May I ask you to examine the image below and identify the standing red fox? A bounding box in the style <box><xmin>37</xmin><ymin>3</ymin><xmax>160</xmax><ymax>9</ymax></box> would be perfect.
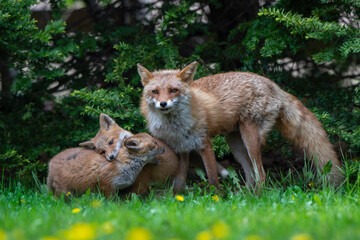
<box><xmin>138</xmin><ymin>61</ymin><xmax>344</xmax><ymax>190</ymax></box>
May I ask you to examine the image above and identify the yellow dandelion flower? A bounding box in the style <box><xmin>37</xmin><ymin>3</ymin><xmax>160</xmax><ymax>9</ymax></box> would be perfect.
<box><xmin>313</xmin><ymin>195</ymin><xmax>322</xmax><ymax>206</ymax></box>
<box><xmin>12</xmin><ymin>229</ymin><xmax>24</xmax><ymax>240</ymax></box>
<box><xmin>290</xmin><ymin>233</ymin><xmax>313</xmax><ymax>240</ymax></box>
<box><xmin>0</xmin><ymin>230</ymin><xmax>7</xmax><ymax>240</ymax></box>
<box><xmin>72</xmin><ymin>208</ymin><xmax>81</xmax><ymax>213</ymax></box>
<box><xmin>175</xmin><ymin>195</ymin><xmax>184</xmax><ymax>202</ymax></box>
<box><xmin>211</xmin><ymin>222</ymin><xmax>230</xmax><ymax>239</ymax></box>
<box><xmin>291</xmin><ymin>195</ymin><xmax>295</xmax><ymax>201</ymax></box>
<box><xmin>41</xmin><ymin>237</ymin><xmax>60</xmax><ymax>240</ymax></box>
<box><xmin>308</xmin><ymin>182</ymin><xmax>314</xmax><ymax>188</ymax></box>
<box><xmin>232</xmin><ymin>206</ymin><xmax>237</xmax><ymax>210</ymax></box>
<box><xmin>20</xmin><ymin>199</ymin><xmax>25</xmax><ymax>203</ymax></box>
<box><xmin>63</xmin><ymin>223</ymin><xmax>96</xmax><ymax>240</ymax></box>
<box><xmin>90</xmin><ymin>200</ymin><xmax>102</xmax><ymax>208</ymax></box>
<box><xmin>196</xmin><ymin>231</ymin><xmax>212</xmax><ymax>240</ymax></box>
<box><xmin>101</xmin><ymin>221</ymin><xmax>114</xmax><ymax>234</ymax></box>
<box><xmin>66</xmin><ymin>192</ymin><xmax>71</xmax><ymax>197</ymax></box>
<box><xmin>211</xmin><ymin>195</ymin><xmax>219</xmax><ymax>202</ymax></box>
<box><xmin>244</xmin><ymin>235</ymin><xmax>263</xmax><ymax>240</ymax></box>
<box><xmin>125</xmin><ymin>227</ymin><xmax>153</xmax><ymax>240</ymax></box>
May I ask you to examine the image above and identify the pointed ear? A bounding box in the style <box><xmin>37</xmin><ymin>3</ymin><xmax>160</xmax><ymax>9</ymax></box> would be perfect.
<box><xmin>99</xmin><ymin>113</ymin><xmax>116</xmax><ymax>131</ymax></box>
<box><xmin>137</xmin><ymin>63</ymin><xmax>154</xmax><ymax>86</ymax></box>
<box><xmin>79</xmin><ymin>140</ymin><xmax>95</xmax><ymax>149</ymax></box>
<box><xmin>176</xmin><ymin>61</ymin><xmax>197</xmax><ymax>84</ymax></box>
<box><xmin>124</xmin><ymin>138</ymin><xmax>141</xmax><ymax>152</ymax></box>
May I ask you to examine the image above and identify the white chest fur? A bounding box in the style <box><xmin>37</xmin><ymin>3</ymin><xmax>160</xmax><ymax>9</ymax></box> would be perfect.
<box><xmin>146</xmin><ymin>104</ymin><xmax>205</xmax><ymax>153</ymax></box>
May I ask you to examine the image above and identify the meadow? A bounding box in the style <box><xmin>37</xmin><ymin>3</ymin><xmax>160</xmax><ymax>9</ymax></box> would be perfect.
<box><xmin>1</xmin><ymin>168</ymin><xmax>360</xmax><ymax>240</ymax></box>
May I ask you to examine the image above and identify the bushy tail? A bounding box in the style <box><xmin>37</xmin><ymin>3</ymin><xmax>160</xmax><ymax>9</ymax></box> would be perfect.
<box><xmin>279</xmin><ymin>92</ymin><xmax>344</xmax><ymax>186</ymax></box>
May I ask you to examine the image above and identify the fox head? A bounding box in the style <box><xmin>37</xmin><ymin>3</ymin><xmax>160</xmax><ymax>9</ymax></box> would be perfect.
<box><xmin>123</xmin><ymin>133</ymin><xmax>165</xmax><ymax>164</ymax></box>
<box><xmin>79</xmin><ymin>113</ymin><xmax>133</xmax><ymax>161</ymax></box>
<box><xmin>137</xmin><ymin>62</ymin><xmax>197</xmax><ymax>114</ymax></box>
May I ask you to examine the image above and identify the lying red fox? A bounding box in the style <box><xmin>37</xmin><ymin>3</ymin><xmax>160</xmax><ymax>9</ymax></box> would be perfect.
<box><xmin>47</xmin><ymin>132</ymin><xmax>164</xmax><ymax>198</ymax></box>
<box><xmin>80</xmin><ymin>113</ymin><xmax>181</xmax><ymax>195</ymax></box>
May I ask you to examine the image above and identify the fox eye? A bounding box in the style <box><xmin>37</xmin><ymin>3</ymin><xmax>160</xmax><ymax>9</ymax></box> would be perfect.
<box><xmin>170</xmin><ymin>88</ymin><xmax>178</xmax><ymax>93</ymax></box>
<box><xmin>101</xmin><ymin>151</ymin><xmax>105</xmax><ymax>155</ymax></box>
<box><xmin>109</xmin><ymin>140</ymin><xmax>114</xmax><ymax>145</ymax></box>
<box><xmin>152</xmin><ymin>90</ymin><xmax>158</xmax><ymax>94</ymax></box>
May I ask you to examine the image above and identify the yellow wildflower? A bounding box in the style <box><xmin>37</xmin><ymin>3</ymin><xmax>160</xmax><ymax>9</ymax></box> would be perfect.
<box><xmin>211</xmin><ymin>222</ymin><xmax>230</xmax><ymax>239</ymax></box>
<box><xmin>72</xmin><ymin>208</ymin><xmax>81</xmax><ymax>213</ymax></box>
<box><xmin>196</xmin><ymin>231</ymin><xmax>212</xmax><ymax>240</ymax></box>
<box><xmin>41</xmin><ymin>237</ymin><xmax>60</xmax><ymax>240</ymax></box>
<box><xmin>211</xmin><ymin>195</ymin><xmax>219</xmax><ymax>202</ymax></box>
<box><xmin>126</xmin><ymin>227</ymin><xmax>153</xmax><ymax>240</ymax></box>
<box><xmin>291</xmin><ymin>195</ymin><xmax>295</xmax><ymax>201</ymax></box>
<box><xmin>308</xmin><ymin>182</ymin><xmax>314</xmax><ymax>188</ymax></box>
<box><xmin>66</xmin><ymin>192</ymin><xmax>71</xmax><ymax>197</ymax></box>
<box><xmin>175</xmin><ymin>195</ymin><xmax>184</xmax><ymax>202</ymax></box>
<box><xmin>63</xmin><ymin>223</ymin><xmax>96</xmax><ymax>240</ymax></box>
<box><xmin>290</xmin><ymin>234</ymin><xmax>313</xmax><ymax>240</ymax></box>
<box><xmin>101</xmin><ymin>221</ymin><xmax>115</xmax><ymax>234</ymax></box>
<box><xmin>90</xmin><ymin>200</ymin><xmax>102</xmax><ymax>208</ymax></box>
<box><xmin>12</xmin><ymin>229</ymin><xmax>24</xmax><ymax>240</ymax></box>
<box><xmin>313</xmin><ymin>195</ymin><xmax>322</xmax><ymax>206</ymax></box>
<box><xmin>244</xmin><ymin>235</ymin><xmax>263</xmax><ymax>240</ymax></box>
<box><xmin>232</xmin><ymin>206</ymin><xmax>236</xmax><ymax>210</ymax></box>
<box><xmin>0</xmin><ymin>230</ymin><xmax>7</xmax><ymax>240</ymax></box>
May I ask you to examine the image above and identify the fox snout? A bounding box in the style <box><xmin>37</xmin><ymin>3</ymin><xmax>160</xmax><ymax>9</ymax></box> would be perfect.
<box><xmin>106</xmin><ymin>154</ymin><xmax>114</xmax><ymax>162</ymax></box>
<box><xmin>155</xmin><ymin>100</ymin><xmax>175</xmax><ymax>113</ymax></box>
<box><xmin>106</xmin><ymin>149</ymin><xmax>119</xmax><ymax>162</ymax></box>
<box><xmin>160</xmin><ymin>101</ymin><xmax>167</xmax><ymax>108</ymax></box>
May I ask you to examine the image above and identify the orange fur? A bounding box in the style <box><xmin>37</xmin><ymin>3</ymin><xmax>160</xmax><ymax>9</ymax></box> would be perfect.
<box><xmin>81</xmin><ymin>113</ymin><xmax>181</xmax><ymax>195</ymax></box>
<box><xmin>124</xmin><ymin>138</ymin><xmax>180</xmax><ymax>195</ymax></box>
<box><xmin>139</xmin><ymin>62</ymin><xmax>344</xmax><ymax>189</ymax></box>
<box><xmin>47</xmin><ymin>133</ymin><xmax>165</xmax><ymax>198</ymax></box>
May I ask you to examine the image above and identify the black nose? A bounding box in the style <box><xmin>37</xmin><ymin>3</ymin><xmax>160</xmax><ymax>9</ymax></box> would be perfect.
<box><xmin>160</xmin><ymin>101</ymin><xmax>167</xmax><ymax>108</ymax></box>
<box><xmin>109</xmin><ymin>154</ymin><xmax>115</xmax><ymax>160</ymax></box>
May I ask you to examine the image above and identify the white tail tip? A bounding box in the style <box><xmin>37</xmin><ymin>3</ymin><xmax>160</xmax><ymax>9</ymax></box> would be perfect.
<box><xmin>220</xmin><ymin>169</ymin><xmax>229</xmax><ymax>178</ymax></box>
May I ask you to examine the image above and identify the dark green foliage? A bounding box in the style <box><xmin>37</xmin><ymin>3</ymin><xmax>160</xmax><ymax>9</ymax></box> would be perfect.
<box><xmin>0</xmin><ymin>0</ymin><xmax>359</xmax><ymax>185</ymax></box>
<box><xmin>72</xmin><ymin>87</ymin><xmax>145</xmax><ymax>132</ymax></box>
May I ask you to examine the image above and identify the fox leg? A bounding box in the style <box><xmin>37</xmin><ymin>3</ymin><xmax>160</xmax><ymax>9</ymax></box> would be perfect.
<box><xmin>127</xmin><ymin>181</ymin><xmax>150</xmax><ymax>196</ymax></box>
<box><xmin>239</xmin><ymin>119</ymin><xmax>266</xmax><ymax>188</ymax></box>
<box><xmin>199</xmin><ymin>138</ymin><xmax>220</xmax><ymax>188</ymax></box>
<box><xmin>225</xmin><ymin>132</ymin><xmax>255</xmax><ymax>187</ymax></box>
<box><xmin>173</xmin><ymin>152</ymin><xmax>189</xmax><ymax>193</ymax></box>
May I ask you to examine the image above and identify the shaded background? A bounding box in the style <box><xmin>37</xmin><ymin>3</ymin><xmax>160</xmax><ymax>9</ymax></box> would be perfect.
<box><xmin>0</xmin><ymin>0</ymin><xmax>359</xmax><ymax>185</ymax></box>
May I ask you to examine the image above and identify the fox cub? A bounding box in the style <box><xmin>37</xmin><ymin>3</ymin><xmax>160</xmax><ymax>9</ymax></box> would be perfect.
<box><xmin>79</xmin><ymin>113</ymin><xmax>133</xmax><ymax>161</ymax></box>
<box><xmin>47</xmin><ymin>131</ymin><xmax>164</xmax><ymax>198</ymax></box>
<box><xmin>137</xmin><ymin>61</ymin><xmax>344</xmax><ymax>190</ymax></box>
<box><xmin>80</xmin><ymin>113</ymin><xmax>180</xmax><ymax>195</ymax></box>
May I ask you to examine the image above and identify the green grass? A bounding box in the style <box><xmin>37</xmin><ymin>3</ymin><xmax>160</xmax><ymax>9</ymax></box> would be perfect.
<box><xmin>1</xmin><ymin>168</ymin><xmax>360</xmax><ymax>240</ymax></box>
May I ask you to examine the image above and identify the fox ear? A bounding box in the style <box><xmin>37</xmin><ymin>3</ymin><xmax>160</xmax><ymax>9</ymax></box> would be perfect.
<box><xmin>99</xmin><ymin>113</ymin><xmax>116</xmax><ymax>131</ymax></box>
<box><xmin>137</xmin><ymin>63</ymin><xmax>154</xmax><ymax>86</ymax></box>
<box><xmin>177</xmin><ymin>61</ymin><xmax>197</xmax><ymax>84</ymax></box>
<box><xmin>119</xmin><ymin>130</ymin><xmax>134</xmax><ymax>146</ymax></box>
<box><xmin>124</xmin><ymin>138</ymin><xmax>141</xmax><ymax>152</ymax></box>
<box><xmin>79</xmin><ymin>140</ymin><xmax>95</xmax><ymax>149</ymax></box>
